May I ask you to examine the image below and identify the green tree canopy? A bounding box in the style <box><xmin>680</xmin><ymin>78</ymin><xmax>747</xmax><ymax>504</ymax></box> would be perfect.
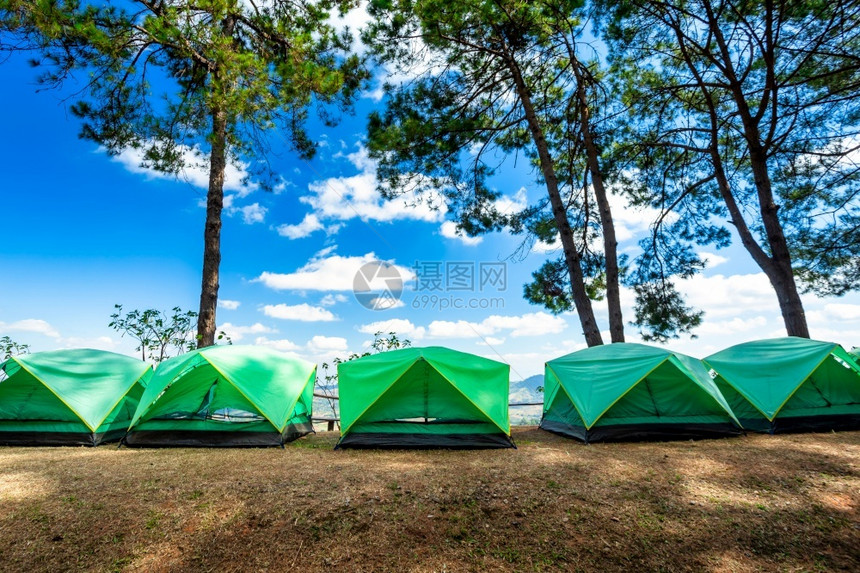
<box><xmin>108</xmin><ymin>304</ymin><xmax>231</xmax><ymax>363</ymax></box>
<box><xmin>364</xmin><ymin>0</ymin><xmax>642</xmax><ymax>346</ymax></box>
<box><xmin>603</xmin><ymin>0</ymin><xmax>860</xmax><ymax>336</ymax></box>
<box><xmin>1</xmin><ymin>0</ymin><xmax>367</xmax><ymax>346</ymax></box>
<box><xmin>0</xmin><ymin>336</ymin><xmax>30</xmax><ymax>361</ymax></box>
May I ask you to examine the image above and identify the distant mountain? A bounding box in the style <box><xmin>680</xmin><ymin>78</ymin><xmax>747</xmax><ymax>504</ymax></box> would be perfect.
<box><xmin>513</xmin><ymin>374</ymin><xmax>543</xmax><ymax>393</ymax></box>
<box><xmin>509</xmin><ymin>374</ymin><xmax>543</xmax><ymax>425</ymax></box>
<box><xmin>509</xmin><ymin>374</ymin><xmax>543</xmax><ymax>403</ymax></box>
<box><xmin>313</xmin><ymin>373</ymin><xmax>547</xmax><ymax>425</ymax></box>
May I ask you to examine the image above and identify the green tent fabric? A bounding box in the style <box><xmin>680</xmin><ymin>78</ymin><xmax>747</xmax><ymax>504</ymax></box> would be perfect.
<box><xmin>541</xmin><ymin>343</ymin><xmax>742</xmax><ymax>443</ymax></box>
<box><xmin>0</xmin><ymin>349</ymin><xmax>152</xmax><ymax>446</ymax></box>
<box><xmin>337</xmin><ymin>347</ymin><xmax>513</xmax><ymax>448</ymax></box>
<box><xmin>704</xmin><ymin>337</ymin><xmax>860</xmax><ymax>433</ymax></box>
<box><xmin>124</xmin><ymin>345</ymin><xmax>316</xmax><ymax>447</ymax></box>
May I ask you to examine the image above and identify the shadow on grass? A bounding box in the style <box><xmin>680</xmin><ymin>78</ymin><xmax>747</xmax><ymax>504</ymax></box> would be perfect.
<box><xmin>0</xmin><ymin>429</ymin><xmax>857</xmax><ymax>571</ymax></box>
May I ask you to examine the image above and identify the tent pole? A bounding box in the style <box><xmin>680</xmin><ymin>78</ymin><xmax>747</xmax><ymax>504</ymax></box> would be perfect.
<box><xmin>423</xmin><ymin>361</ymin><xmax>429</xmax><ymax>424</ymax></box>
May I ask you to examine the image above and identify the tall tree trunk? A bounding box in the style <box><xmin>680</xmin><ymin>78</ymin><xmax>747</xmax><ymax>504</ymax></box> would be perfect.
<box><xmin>749</xmin><ymin>153</ymin><xmax>810</xmax><ymax>337</ymax></box>
<box><xmin>671</xmin><ymin>7</ymin><xmax>811</xmax><ymax>338</ymax></box>
<box><xmin>504</xmin><ymin>52</ymin><xmax>603</xmax><ymax>346</ymax></box>
<box><xmin>197</xmin><ymin>15</ymin><xmax>236</xmax><ymax>348</ymax></box>
<box><xmin>707</xmin><ymin>133</ymin><xmax>810</xmax><ymax>338</ymax></box>
<box><xmin>702</xmin><ymin>0</ymin><xmax>810</xmax><ymax>338</ymax></box>
<box><xmin>197</xmin><ymin>104</ymin><xmax>227</xmax><ymax>348</ymax></box>
<box><xmin>572</xmin><ymin>63</ymin><xmax>625</xmax><ymax>343</ymax></box>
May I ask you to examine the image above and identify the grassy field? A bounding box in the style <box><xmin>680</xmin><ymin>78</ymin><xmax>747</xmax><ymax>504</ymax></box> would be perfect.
<box><xmin>1</xmin><ymin>428</ymin><xmax>858</xmax><ymax>572</ymax></box>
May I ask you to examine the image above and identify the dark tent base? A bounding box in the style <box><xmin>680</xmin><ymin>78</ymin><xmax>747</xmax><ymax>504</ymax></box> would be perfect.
<box><xmin>540</xmin><ymin>419</ymin><xmax>743</xmax><ymax>444</ymax></box>
<box><xmin>122</xmin><ymin>421</ymin><xmax>314</xmax><ymax>448</ymax></box>
<box><xmin>335</xmin><ymin>432</ymin><xmax>515</xmax><ymax>450</ymax></box>
<box><xmin>739</xmin><ymin>413</ymin><xmax>860</xmax><ymax>434</ymax></box>
<box><xmin>0</xmin><ymin>428</ymin><xmax>126</xmax><ymax>447</ymax></box>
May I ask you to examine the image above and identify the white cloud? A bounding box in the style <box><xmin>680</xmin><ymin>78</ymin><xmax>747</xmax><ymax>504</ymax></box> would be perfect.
<box><xmin>272</xmin><ymin>178</ymin><xmax>295</xmax><ymax>194</ymax></box>
<box><xmin>262</xmin><ymin>303</ymin><xmax>337</xmax><ymax>322</ymax></box>
<box><xmin>428</xmin><ymin>319</ymin><xmax>495</xmax><ymax>339</ymax></box>
<box><xmin>303</xmin><ymin>171</ymin><xmax>445</xmax><ymax>224</ymax></box>
<box><xmin>218</xmin><ymin>322</ymin><xmax>276</xmax><ymax>342</ymax></box>
<box><xmin>331</xmin><ymin>2</ymin><xmax>373</xmax><ymax>53</ymax></box>
<box><xmin>60</xmin><ymin>336</ymin><xmax>118</xmax><ymax>351</ymax></box>
<box><xmin>306</xmin><ymin>335</ymin><xmax>349</xmax><ymax>353</ymax></box>
<box><xmin>607</xmin><ymin>190</ymin><xmax>664</xmax><ymax>243</ymax></box>
<box><xmin>439</xmin><ymin>187</ymin><xmax>527</xmax><ymax>246</ymax></box>
<box><xmin>477</xmin><ymin>336</ymin><xmax>506</xmax><ymax>346</ymax></box>
<box><xmin>0</xmin><ymin>322</ymin><xmax>132</xmax><ymax>356</ymax></box>
<box><xmin>218</xmin><ymin>299</ymin><xmax>241</xmax><ymax>310</ymax></box>
<box><xmin>427</xmin><ymin>312</ymin><xmax>568</xmax><ymax>339</ymax></box>
<box><xmin>239</xmin><ymin>203</ymin><xmax>267</xmax><ymax>224</ymax></box>
<box><xmin>629</xmin><ymin>272</ymin><xmax>860</xmax><ymax>358</ymax></box>
<box><xmin>278</xmin><ymin>145</ymin><xmax>446</xmax><ymax>239</ymax></box>
<box><xmin>360</xmin><ymin>19</ymin><xmax>449</xmax><ymax>102</ymax></box>
<box><xmin>523</xmin><ymin>189</ymin><xmax>656</xmax><ymax>256</ymax></box>
<box><xmin>440</xmin><ymin>221</ymin><xmax>483</xmax><ymax>246</ymax></box>
<box><xmin>485</xmin><ymin>313</ymin><xmax>568</xmax><ymax>337</ymax></box>
<box><xmin>0</xmin><ymin>319</ymin><xmax>60</xmax><ymax>338</ymax></box>
<box><xmin>699</xmin><ymin>252</ymin><xmax>729</xmax><ymax>268</ymax></box>
<box><xmin>320</xmin><ymin>294</ymin><xmax>348</xmax><ymax>307</ymax></box>
<box><xmin>285</xmin><ymin>145</ymin><xmax>529</xmax><ymax>244</ymax></box>
<box><xmin>493</xmin><ymin>187</ymin><xmax>528</xmax><ymax>215</ymax></box>
<box><xmin>255</xmin><ymin>249</ymin><xmax>414</xmax><ymax>292</ymax></box>
<box><xmin>532</xmin><ymin>233</ymin><xmax>562</xmax><ymax>254</ymax></box>
<box><xmin>111</xmin><ymin>144</ymin><xmax>269</xmax><ymax>227</ymax></box>
<box><xmin>359</xmin><ymin>318</ymin><xmax>426</xmax><ymax>340</ymax></box>
<box><xmin>677</xmin><ymin>272</ymin><xmax>775</xmax><ymax>319</ymax></box>
<box><xmin>356</xmin><ymin>312</ymin><xmax>567</xmax><ymax>346</ymax></box>
<box><xmin>110</xmin><ymin>144</ymin><xmax>258</xmax><ymax>197</ymax></box>
<box><xmin>277</xmin><ymin>213</ymin><xmax>325</xmax><ymax>239</ymax></box>
<box><xmin>368</xmin><ymin>297</ymin><xmax>405</xmax><ymax>309</ymax></box>
<box><xmin>255</xmin><ymin>334</ymin><xmax>349</xmax><ymax>362</ymax></box>
<box><xmin>695</xmin><ymin>316</ymin><xmax>769</xmax><ymax>335</ymax></box>
<box><xmin>808</xmin><ymin>302</ymin><xmax>860</xmax><ymax>323</ymax></box>
<box><xmin>253</xmin><ymin>336</ymin><xmax>299</xmax><ymax>352</ymax></box>
<box><xmin>216</xmin><ymin>195</ymin><xmax>268</xmax><ymax>225</ymax></box>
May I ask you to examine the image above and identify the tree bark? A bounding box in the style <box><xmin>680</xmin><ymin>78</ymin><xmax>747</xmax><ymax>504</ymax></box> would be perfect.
<box><xmin>702</xmin><ymin>1</ymin><xmax>810</xmax><ymax>337</ymax></box>
<box><xmin>504</xmin><ymin>51</ymin><xmax>603</xmax><ymax>346</ymax></box>
<box><xmin>749</xmin><ymin>152</ymin><xmax>810</xmax><ymax>337</ymax></box>
<box><xmin>665</xmin><ymin>3</ymin><xmax>811</xmax><ymax>338</ymax></box>
<box><xmin>197</xmin><ymin>15</ymin><xmax>236</xmax><ymax>349</ymax></box>
<box><xmin>710</xmin><ymin>148</ymin><xmax>810</xmax><ymax>337</ymax></box>
<box><xmin>196</xmin><ymin>104</ymin><xmax>226</xmax><ymax>348</ymax></box>
<box><xmin>572</xmin><ymin>63</ymin><xmax>625</xmax><ymax>343</ymax></box>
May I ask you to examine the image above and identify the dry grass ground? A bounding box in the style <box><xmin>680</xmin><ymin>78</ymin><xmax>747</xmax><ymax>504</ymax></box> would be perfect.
<box><xmin>0</xmin><ymin>428</ymin><xmax>858</xmax><ymax>572</ymax></box>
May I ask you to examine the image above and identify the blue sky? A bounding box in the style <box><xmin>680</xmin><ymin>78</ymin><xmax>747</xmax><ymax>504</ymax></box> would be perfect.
<box><xmin>1</xmin><ymin>8</ymin><xmax>859</xmax><ymax>381</ymax></box>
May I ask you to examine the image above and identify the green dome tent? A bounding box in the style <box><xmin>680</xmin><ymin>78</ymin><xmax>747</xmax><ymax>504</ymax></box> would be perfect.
<box><xmin>336</xmin><ymin>347</ymin><xmax>513</xmax><ymax>449</ymax></box>
<box><xmin>124</xmin><ymin>345</ymin><xmax>315</xmax><ymax>447</ymax></box>
<box><xmin>0</xmin><ymin>349</ymin><xmax>152</xmax><ymax>446</ymax></box>
<box><xmin>541</xmin><ymin>343</ymin><xmax>742</xmax><ymax>443</ymax></box>
<box><xmin>704</xmin><ymin>337</ymin><xmax>860</xmax><ymax>433</ymax></box>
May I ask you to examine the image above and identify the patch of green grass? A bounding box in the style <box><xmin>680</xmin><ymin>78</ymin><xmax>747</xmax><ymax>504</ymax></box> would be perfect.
<box><xmin>492</xmin><ymin>547</ymin><xmax>521</xmax><ymax>563</ymax></box>
<box><xmin>27</xmin><ymin>506</ymin><xmax>50</xmax><ymax>524</ymax></box>
<box><xmin>1</xmin><ymin>429</ymin><xmax>857</xmax><ymax>572</ymax></box>
<box><xmin>110</xmin><ymin>556</ymin><xmax>132</xmax><ymax>573</ymax></box>
<box><xmin>144</xmin><ymin>510</ymin><xmax>161</xmax><ymax>530</ymax></box>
